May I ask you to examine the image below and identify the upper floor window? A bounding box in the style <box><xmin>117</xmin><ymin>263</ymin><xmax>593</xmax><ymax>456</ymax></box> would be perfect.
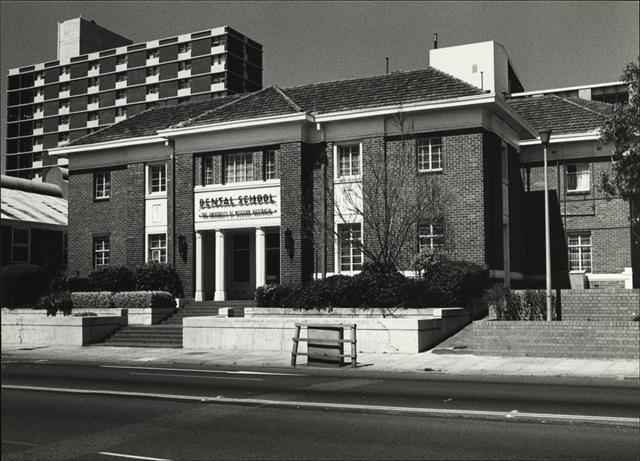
<box><xmin>11</xmin><ymin>228</ymin><xmax>30</xmax><ymax>263</ymax></box>
<box><xmin>95</xmin><ymin>170</ymin><xmax>111</xmax><ymax>200</ymax></box>
<box><xmin>58</xmin><ymin>115</ymin><xmax>69</xmax><ymax>125</ymax></box>
<box><xmin>59</xmin><ymin>83</ymin><xmax>70</xmax><ymax>93</ymax></box>
<box><xmin>60</xmin><ymin>66</ymin><xmax>70</xmax><ymax>76</ymax></box>
<box><xmin>148</xmin><ymin>163</ymin><xmax>167</xmax><ymax>194</ymax></box>
<box><xmin>94</xmin><ymin>237</ymin><xmax>110</xmax><ymax>268</ymax></box>
<box><xmin>417</xmin><ymin>138</ymin><xmax>443</xmax><ymax>172</ymax></box>
<box><xmin>88</xmin><ymin>94</ymin><xmax>99</xmax><ymax>105</ymax></box>
<box><xmin>178</xmin><ymin>43</ymin><xmax>191</xmax><ymax>53</ymax></box>
<box><xmin>265</xmin><ymin>150</ymin><xmax>277</xmax><ymax>180</ymax></box>
<box><xmin>147</xmin><ymin>49</ymin><xmax>159</xmax><ymax>59</ymax></box>
<box><xmin>337</xmin><ymin>144</ymin><xmax>361</xmax><ymax>178</ymax></box>
<box><xmin>88</xmin><ymin>111</ymin><xmax>99</xmax><ymax>121</ymax></box>
<box><xmin>179</xmin><ymin>61</ymin><xmax>192</xmax><ymax>71</ymax></box>
<box><xmin>116</xmin><ymin>89</ymin><xmax>127</xmax><ymax>100</ymax></box>
<box><xmin>59</xmin><ymin>99</ymin><xmax>69</xmax><ymax>109</ymax></box>
<box><xmin>418</xmin><ymin>221</ymin><xmax>445</xmax><ymax>253</ymax></box>
<box><xmin>225</xmin><ymin>152</ymin><xmax>253</xmax><ymax>183</ymax></box>
<box><xmin>116</xmin><ymin>55</ymin><xmax>127</xmax><ymax>66</ymax></box>
<box><xmin>116</xmin><ymin>107</ymin><xmax>127</xmax><ymax>117</ymax></box>
<box><xmin>33</xmin><ymin>120</ymin><xmax>43</xmax><ymax>130</ymax></box>
<box><xmin>116</xmin><ymin>72</ymin><xmax>127</xmax><ymax>82</ymax></box>
<box><xmin>58</xmin><ymin>133</ymin><xmax>69</xmax><ymax>145</ymax></box>
<box><xmin>89</xmin><ymin>61</ymin><xmax>99</xmax><ymax>71</ymax></box>
<box><xmin>211</xmin><ymin>36</ymin><xmax>226</xmax><ymax>47</ymax></box>
<box><xmin>146</xmin><ymin>85</ymin><xmax>159</xmax><ymax>95</ymax></box>
<box><xmin>568</xmin><ymin>232</ymin><xmax>592</xmax><ymax>273</ymax></box>
<box><xmin>338</xmin><ymin>223</ymin><xmax>362</xmax><ymax>272</ymax></box>
<box><xmin>148</xmin><ymin>234</ymin><xmax>167</xmax><ymax>263</ymax></box>
<box><xmin>35</xmin><ymin>71</ymin><xmax>44</xmax><ymax>80</ymax></box>
<box><xmin>204</xmin><ymin>156</ymin><xmax>216</xmax><ymax>185</ymax></box>
<box><xmin>211</xmin><ymin>74</ymin><xmax>226</xmax><ymax>84</ymax></box>
<box><xmin>147</xmin><ymin>66</ymin><xmax>158</xmax><ymax>77</ymax></box>
<box><xmin>178</xmin><ymin>79</ymin><xmax>191</xmax><ymax>89</ymax></box>
<box><xmin>567</xmin><ymin>163</ymin><xmax>590</xmax><ymax>193</ymax></box>
<box><xmin>89</xmin><ymin>77</ymin><xmax>99</xmax><ymax>87</ymax></box>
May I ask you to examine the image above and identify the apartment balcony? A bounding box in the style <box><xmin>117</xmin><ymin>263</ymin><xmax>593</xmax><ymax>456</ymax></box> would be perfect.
<box><xmin>34</xmin><ymin>110</ymin><xmax>44</xmax><ymax>119</ymax></box>
<box><xmin>88</xmin><ymin>85</ymin><xmax>99</xmax><ymax>94</ymax></box>
<box><xmin>177</xmin><ymin>87</ymin><xmax>191</xmax><ymax>97</ymax></box>
<box><xmin>115</xmin><ymin>97</ymin><xmax>127</xmax><ymax>106</ymax></box>
<box><xmin>58</xmin><ymin>123</ymin><xmax>70</xmax><ymax>131</ymax></box>
<box><xmin>115</xmin><ymin>114</ymin><xmax>127</xmax><ymax>123</ymax></box>
<box><xmin>116</xmin><ymin>63</ymin><xmax>127</xmax><ymax>72</ymax></box>
<box><xmin>59</xmin><ymin>90</ymin><xmax>70</xmax><ymax>98</ymax></box>
<box><xmin>145</xmin><ymin>93</ymin><xmax>159</xmax><ymax>102</ymax></box>
<box><xmin>87</xmin><ymin>119</ymin><xmax>100</xmax><ymax>128</ymax></box>
<box><xmin>88</xmin><ymin>67</ymin><xmax>100</xmax><ymax>77</ymax></box>
<box><xmin>34</xmin><ymin>94</ymin><xmax>44</xmax><ymax>103</ymax></box>
<box><xmin>32</xmin><ymin>160</ymin><xmax>43</xmax><ymax>168</ymax></box>
<box><xmin>33</xmin><ymin>127</ymin><xmax>44</xmax><ymax>135</ymax></box>
<box><xmin>33</xmin><ymin>142</ymin><xmax>43</xmax><ymax>151</ymax></box>
<box><xmin>211</xmin><ymin>44</ymin><xmax>226</xmax><ymax>54</ymax></box>
<box><xmin>146</xmin><ymin>74</ymin><xmax>159</xmax><ymax>84</ymax></box>
<box><xmin>87</xmin><ymin>102</ymin><xmax>99</xmax><ymax>110</ymax></box>
<box><xmin>210</xmin><ymin>82</ymin><xmax>226</xmax><ymax>92</ymax></box>
<box><xmin>211</xmin><ymin>62</ymin><xmax>226</xmax><ymax>73</ymax></box>
<box><xmin>115</xmin><ymin>80</ymin><xmax>127</xmax><ymax>89</ymax></box>
<box><xmin>178</xmin><ymin>50</ymin><xmax>191</xmax><ymax>60</ymax></box>
<box><xmin>58</xmin><ymin>106</ymin><xmax>70</xmax><ymax>115</ymax></box>
<box><xmin>59</xmin><ymin>73</ymin><xmax>70</xmax><ymax>82</ymax></box>
<box><xmin>146</xmin><ymin>56</ymin><xmax>159</xmax><ymax>66</ymax></box>
<box><xmin>35</xmin><ymin>76</ymin><xmax>45</xmax><ymax>86</ymax></box>
<box><xmin>178</xmin><ymin>69</ymin><xmax>191</xmax><ymax>79</ymax></box>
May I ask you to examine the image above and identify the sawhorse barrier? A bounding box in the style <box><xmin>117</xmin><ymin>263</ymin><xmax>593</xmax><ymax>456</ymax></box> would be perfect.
<box><xmin>291</xmin><ymin>323</ymin><xmax>357</xmax><ymax>368</ymax></box>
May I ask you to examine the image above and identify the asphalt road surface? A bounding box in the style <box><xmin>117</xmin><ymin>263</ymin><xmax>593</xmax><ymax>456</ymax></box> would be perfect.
<box><xmin>2</xmin><ymin>362</ymin><xmax>639</xmax><ymax>460</ymax></box>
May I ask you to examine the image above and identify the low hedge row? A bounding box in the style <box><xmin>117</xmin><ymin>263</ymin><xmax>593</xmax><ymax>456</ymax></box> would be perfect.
<box><xmin>484</xmin><ymin>285</ymin><xmax>557</xmax><ymax>320</ymax></box>
<box><xmin>71</xmin><ymin>291</ymin><xmax>176</xmax><ymax>310</ymax></box>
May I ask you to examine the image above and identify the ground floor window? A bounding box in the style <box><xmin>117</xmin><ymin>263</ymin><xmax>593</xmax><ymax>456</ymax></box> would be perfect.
<box><xmin>11</xmin><ymin>227</ymin><xmax>30</xmax><ymax>263</ymax></box>
<box><xmin>568</xmin><ymin>231</ymin><xmax>592</xmax><ymax>273</ymax></box>
<box><xmin>418</xmin><ymin>222</ymin><xmax>444</xmax><ymax>253</ymax></box>
<box><xmin>148</xmin><ymin>233</ymin><xmax>167</xmax><ymax>263</ymax></box>
<box><xmin>338</xmin><ymin>223</ymin><xmax>362</xmax><ymax>272</ymax></box>
<box><xmin>94</xmin><ymin>236</ymin><xmax>110</xmax><ymax>268</ymax></box>
<box><xmin>266</xmin><ymin>232</ymin><xmax>280</xmax><ymax>283</ymax></box>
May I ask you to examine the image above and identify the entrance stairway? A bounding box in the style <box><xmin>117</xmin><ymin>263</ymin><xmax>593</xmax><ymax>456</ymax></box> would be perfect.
<box><xmin>100</xmin><ymin>300</ymin><xmax>255</xmax><ymax>348</ymax></box>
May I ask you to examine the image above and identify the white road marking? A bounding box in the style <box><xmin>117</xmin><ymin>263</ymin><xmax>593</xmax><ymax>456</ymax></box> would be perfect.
<box><xmin>98</xmin><ymin>451</ymin><xmax>172</xmax><ymax>461</ymax></box>
<box><xmin>129</xmin><ymin>372</ymin><xmax>263</xmax><ymax>381</ymax></box>
<box><xmin>101</xmin><ymin>365</ymin><xmax>305</xmax><ymax>376</ymax></box>
<box><xmin>4</xmin><ymin>384</ymin><xmax>638</xmax><ymax>427</ymax></box>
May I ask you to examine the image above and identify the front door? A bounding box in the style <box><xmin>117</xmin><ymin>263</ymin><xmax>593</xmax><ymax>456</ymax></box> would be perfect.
<box><xmin>229</xmin><ymin>233</ymin><xmax>252</xmax><ymax>299</ymax></box>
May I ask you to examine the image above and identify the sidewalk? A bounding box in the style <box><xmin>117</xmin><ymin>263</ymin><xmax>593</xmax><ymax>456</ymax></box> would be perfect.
<box><xmin>2</xmin><ymin>344</ymin><xmax>639</xmax><ymax>380</ymax></box>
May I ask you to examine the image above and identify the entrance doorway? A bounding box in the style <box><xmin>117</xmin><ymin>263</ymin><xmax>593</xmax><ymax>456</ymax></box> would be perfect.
<box><xmin>229</xmin><ymin>233</ymin><xmax>252</xmax><ymax>300</ymax></box>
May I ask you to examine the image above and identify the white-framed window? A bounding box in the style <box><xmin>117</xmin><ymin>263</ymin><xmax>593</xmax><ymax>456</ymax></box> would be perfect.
<box><xmin>94</xmin><ymin>237</ymin><xmax>110</xmax><ymax>268</ymax></box>
<box><xmin>11</xmin><ymin>227</ymin><xmax>30</xmax><ymax>263</ymax></box>
<box><xmin>417</xmin><ymin>137</ymin><xmax>443</xmax><ymax>172</ymax></box>
<box><xmin>95</xmin><ymin>170</ymin><xmax>110</xmax><ymax>199</ymax></box>
<box><xmin>338</xmin><ymin>223</ymin><xmax>363</xmax><ymax>272</ymax></box>
<box><xmin>224</xmin><ymin>152</ymin><xmax>253</xmax><ymax>183</ymax></box>
<box><xmin>568</xmin><ymin>232</ymin><xmax>592</xmax><ymax>273</ymax></box>
<box><xmin>337</xmin><ymin>144</ymin><xmax>361</xmax><ymax>178</ymax></box>
<box><xmin>566</xmin><ymin>163</ymin><xmax>590</xmax><ymax>192</ymax></box>
<box><xmin>418</xmin><ymin>222</ymin><xmax>445</xmax><ymax>253</ymax></box>
<box><xmin>148</xmin><ymin>234</ymin><xmax>167</xmax><ymax>263</ymax></box>
<box><xmin>265</xmin><ymin>150</ymin><xmax>277</xmax><ymax>180</ymax></box>
<box><xmin>148</xmin><ymin>163</ymin><xmax>167</xmax><ymax>194</ymax></box>
<box><xmin>204</xmin><ymin>156</ymin><xmax>216</xmax><ymax>185</ymax></box>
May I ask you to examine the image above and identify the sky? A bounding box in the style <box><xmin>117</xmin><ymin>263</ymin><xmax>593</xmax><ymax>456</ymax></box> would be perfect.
<box><xmin>1</xmin><ymin>1</ymin><xmax>638</xmax><ymax>168</ymax></box>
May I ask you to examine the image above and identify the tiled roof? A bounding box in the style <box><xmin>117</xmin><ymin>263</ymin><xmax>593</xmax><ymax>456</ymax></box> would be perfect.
<box><xmin>67</xmin><ymin>67</ymin><xmax>486</xmax><ymax>146</ymax></box>
<box><xmin>507</xmin><ymin>95</ymin><xmax>612</xmax><ymax>137</ymax></box>
<box><xmin>71</xmin><ymin>94</ymin><xmax>243</xmax><ymax>146</ymax></box>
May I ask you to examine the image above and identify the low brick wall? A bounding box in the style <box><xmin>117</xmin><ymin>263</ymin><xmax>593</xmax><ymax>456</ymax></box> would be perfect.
<box><xmin>468</xmin><ymin>320</ymin><xmax>639</xmax><ymax>359</ymax></box>
<box><xmin>560</xmin><ymin>289</ymin><xmax>639</xmax><ymax>321</ymax></box>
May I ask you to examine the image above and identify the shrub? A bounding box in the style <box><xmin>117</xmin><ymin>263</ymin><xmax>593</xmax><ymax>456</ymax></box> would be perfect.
<box><xmin>1</xmin><ymin>264</ymin><xmax>50</xmax><ymax>308</ymax></box>
<box><xmin>255</xmin><ymin>284</ymin><xmax>297</xmax><ymax>307</ymax></box>
<box><xmin>88</xmin><ymin>267</ymin><xmax>134</xmax><ymax>292</ymax></box>
<box><xmin>38</xmin><ymin>290</ymin><xmax>73</xmax><ymax>316</ymax></box>
<box><xmin>134</xmin><ymin>263</ymin><xmax>183</xmax><ymax>297</ymax></box>
<box><xmin>418</xmin><ymin>255</ymin><xmax>489</xmax><ymax>306</ymax></box>
<box><xmin>112</xmin><ymin>291</ymin><xmax>176</xmax><ymax>310</ymax></box>
<box><xmin>48</xmin><ymin>275</ymin><xmax>92</xmax><ymax>293</ymax></box>
<box><xmin>483</xmin><ymin>285</ymin><xmax>555</xmax><ymax>320</ymax></box>
<box><xmin>71</xmin><ymin>291</ymin><xmax>114</xmax><ymax>309</ymax></box>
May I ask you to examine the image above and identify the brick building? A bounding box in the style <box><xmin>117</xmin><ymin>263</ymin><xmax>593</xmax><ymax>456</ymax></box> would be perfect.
<box><xmin>51</xmin><ymin>40</ymin><xmax>636</xmax><ymax>300</ymax></box>
<box><xmin>5</xmin><ymin>17</ymin><xmax>262</xmax><ymax>180</ymax></box>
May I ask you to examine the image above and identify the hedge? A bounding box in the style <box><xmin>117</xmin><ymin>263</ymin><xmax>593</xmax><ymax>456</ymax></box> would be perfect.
<box><xmin>112</xmin><ymin>291</ymin><xmax>176</xmax><ymax>310</ymax></box>
<box><xmin>88</xmin><ymin>267</ymin><xmax>135</xmax><ymax>292</ymax></box>
<box><xmin>133</xmin><ymin>263</ymin><xmax>183</xmax><ymax>297</ymax></box>
<box><xmin>71</xmin><ymin>292</ymin><xmax>114</xmax><ymax>310</ymax></box>
<box><xmin>1</xmin><ymin>264</ymin><xmax>50</xmax><ymax>308</ymax></box>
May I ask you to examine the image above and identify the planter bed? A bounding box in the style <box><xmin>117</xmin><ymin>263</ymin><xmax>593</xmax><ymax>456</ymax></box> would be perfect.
<box><xmin>184</xmin><ymin>308</ymin><xmax>470</xmax><ymax>353</ymax></box>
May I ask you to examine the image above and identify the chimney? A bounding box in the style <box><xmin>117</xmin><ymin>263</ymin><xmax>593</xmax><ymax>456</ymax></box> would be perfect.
<box><xmin>385</xmin><ymin>57</ymin><xmax>389</xmax><ymax>74</ymax></box>
<box><xmin>433</xmin><ymin>33</ymin><xmax>438</xmax><ymax>49</ymax></box>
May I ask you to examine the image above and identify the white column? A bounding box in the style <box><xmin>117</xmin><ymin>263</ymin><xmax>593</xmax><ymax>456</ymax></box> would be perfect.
<box><xmin>255</xmin><ymin>227</ymin><xmax>266</xmax><ymax>288</ymax></box>
<box><xmin>214</xmin><ymin>229</ymin><xmax>226</xmax><ymax>301</ymax></box>
<box><xmin>194</xmin><ymin>231</ymin><xmax>204</xmax><ymax>302</ymax></box>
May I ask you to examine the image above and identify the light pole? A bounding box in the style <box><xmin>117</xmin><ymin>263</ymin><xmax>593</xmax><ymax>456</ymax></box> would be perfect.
<box><xmin>539</xmin><ymin>128</ymin><xmax>553</xmax><ymax>321</ymax></box>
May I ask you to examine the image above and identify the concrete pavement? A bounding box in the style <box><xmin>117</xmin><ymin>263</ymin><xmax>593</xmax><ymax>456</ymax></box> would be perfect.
<box><xmin>2</xmin><ymin>344</ymin><xmax>639</xmax><ymax>380</ymax></box>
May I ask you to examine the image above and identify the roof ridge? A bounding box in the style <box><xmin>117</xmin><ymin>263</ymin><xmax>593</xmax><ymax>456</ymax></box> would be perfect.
<box><xmin>557</xmin><ymin>95</ymin><xmax>609</xmax><ymax>118</ymax></box>
<box><xmin>283</xmin><ymin>68</ymin><xmax>439</xmax><ymax>91</ymax></box>
<box><xmin>170</xmin><ymin>89</ymin><xmax>263</xmax><ymax>129</ymax></box>
<box><xmin>273</xmin><ymin>85</ymin><xmax>303</xmax><ymax>113</ymax></box>
<box><xmin>68</xmin><ymin>103</ymin><xmax>153</xmax><ymax>146</ymax></box>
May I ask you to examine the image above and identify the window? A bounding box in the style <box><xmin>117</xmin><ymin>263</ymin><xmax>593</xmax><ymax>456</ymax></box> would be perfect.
<box><xmin>35</xmin><ymin>71</ymin><xmax>44</xmax><ymax>80</ymax></box>
<box><xmin>204</xmin><ymin>156</ymin><xmax>216</xmax><ymax>185</ymax></box>
<box><xmin>417</xmin><ymin>138</ymin><xmax>443</xmax><ymax>172</ymax></box>
<box><xmin>147</xmin><ymin>49</ymin><xmax>159</xmax><ymax>59</ymax></box>
<box><xmin>95</xmin><ymin>170</ymin><xmax>110</xmax><ymax>199</ymax></box>
<box><xmin>337</xmin><ymin>144</ymin><xmax>361</xmax><ymax>177</ymax></box>
<box><xmin>211</xmin><ymin>74</ymin><xmax>226</xmax><ymax>84</ymax></box>
<box><xmin>116</xmin><ymin>107</ymin><xmax>127</xmax><ymax>117</ymax></box>
<box><xmin>33</xmin><ymin>120</ymin><xmax>43</xmax><ymax>129</ymax></box>
<box><xmin>148</xmin><ymin>234</ymin><xmax>167</xmax><ymax>263</ymax></box>
<box><xmin>148</xmin><ymin>164</ymin><xmax>167</xmax><ymax>193</ymax></box>
<box><xmin>179</xmin><ymin>61</ymin><xmax>192</xmax><ymax>71</ymax></box>
<box><xmin>146</xmin><ymin>85</ymin><xmax>158</xmax><ymax>95</ymax></box>
<box><xmin>116</xmin><ymin>90</ymin><xmax>127</xmax><ymax>99</ymax></box>
<box><xmin>60</xmin><ymin>66</ymin><xmax>69</xmax><ymax>76</ymax></box>
<box><xmin>59</xmin><ymin>99</ymin><xmax>69</xmax><ymax>109</ymax></box>
<box><xmin>178</xmin><ymin>79</ymin><xmax>191</xmax><ymax>90</ymax></box>
<box><xmin>116</xmin><ymin>55</ymin><xmax>127</xmax><ymax>65</ymax></box>
<box><xmin>338</xmin><ymin>223</ymin><xmax>362</xmax><ymax>272</ymax></box>
<box><xmin>11</xmin><ymin>228</ymin><xmax>30</xmax><ymax>263</ymax></box>
<box><xmin>212</xmin><ymin>55</ymin><xmax>225</xmax><ymax>65</ymax></box>
<box><xmin>265</xmin><ymin>150</ymin><xmax>277</xmax><ymax>180</ymax></box>
<box><xmin>89</xmin><ymin>61</ymin><xmax>99</xmax><ymax>71</ymax></box>
<box><xmin>89</xmin><ymin>77</ymin><xmax>99</xmax><ymax>87</ymax></box>
<box><xmin>568</xmin><ymin>232</ymin><xmax>592</xmax><ymax>273</ymax></box>
<box><xmin>178</xmin><ymin>42</ymin><xmax>191</xmax><ymax>53</ymax></box>
<box><xmin>58</xmin><ymin>115</ymin><xmax>69</xmax><ymax>125</ymax></box>
<box><xmin>88</xmin><ymin>95</ymin><xmax>99</xmax><ymax>105</ymax></box>
<box><xmin>58</xmin><ymin>133</ymin><xmax>69</xmax><ymax>145</ymax></box>
<box><xmin>59</xmin><ymin>83</ymin><xmax>69</xmax><ymax>92</ymax></box>
<box><xmin>418</xmin><ymin>222</ymin><xmax>445</xmax><ymax>253</ymax></box>
<box><xmin>232</xmin><ymin>235</ymin><xmax>250</xmax><ymax>282</ymax></box>
<box><xmin>566</xmin><ymin>163</ymin><xmax>590</xmax><ymax>192</ymax></box>
<box><xmin>33</xmin><ymin>136</ymin><xmax>43</xmax><ymax>146</ymax></box>
<box><xmin>224</xmin><ymin>152</ymin><xmax>253</xmax><ymax>183</ymax></box>
<box><xmin>146</xmin><ymin>66</ymin><xmax>158</xmax><ymax>77</ymax></box>
<box><xmin>94</xmin><ymin>237</ymin><xmax>110</xmax><ymax>268</ymax></box>
<box><xmin>211</xmin><ymin>36</ymin><xmax>226</xmax><ymax>47</ymax></box>
<box><xmin>35</xmin><ymin>88</ymin><xmax>43</xmax><ymax>97</ymax></box>
<box><xmin>116</xmin><ymin>73</ymin><xmax>127</xmax><ymax>82</ymax></box>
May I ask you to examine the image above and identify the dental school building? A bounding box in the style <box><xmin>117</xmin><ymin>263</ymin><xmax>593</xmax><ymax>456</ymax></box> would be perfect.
<box><xmin>51</xmin><ymin>41</ymin><xmax>637</xmax><ymax>300</ymax></box>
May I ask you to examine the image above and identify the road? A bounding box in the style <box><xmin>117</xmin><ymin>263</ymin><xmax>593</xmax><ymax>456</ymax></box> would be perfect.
<box><xmin>2</xmin><ymin>361</ymin><xmax>639</xmax><ymax>460</ymax></box>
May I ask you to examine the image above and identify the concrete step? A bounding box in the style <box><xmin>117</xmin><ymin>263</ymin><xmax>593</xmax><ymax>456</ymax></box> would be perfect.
<box><xmin>109</xmin><ymin>331</ymin><xmax>182</xmax><ymax>338</ymax></box>
<box><xmin>102</xmin><ymin>341</ymin><xmax>182</xmax><ymax>348</ymax></box>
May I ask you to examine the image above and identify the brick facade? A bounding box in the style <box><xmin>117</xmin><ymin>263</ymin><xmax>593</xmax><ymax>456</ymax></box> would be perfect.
<box><xmin>172</xmin><ymin>153</ymin><xmax>194</xmax><ymax>297</ymax></box>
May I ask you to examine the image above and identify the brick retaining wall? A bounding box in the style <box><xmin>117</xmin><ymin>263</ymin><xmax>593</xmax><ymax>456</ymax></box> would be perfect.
<box><xmin>467</xmin><ymin>320</ymin><xmax>639</xmax><ymax>359</ymax></box>
<box><xmin>560</xmin><ymin>289</ymin><xmax>639</xmax><ymax>321</ymax></box>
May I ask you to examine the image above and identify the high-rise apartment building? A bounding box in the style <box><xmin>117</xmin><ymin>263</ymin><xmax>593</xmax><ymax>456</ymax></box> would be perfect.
<box><xmin>5</xmin><ymin>18</ymin><xmax>263</xmax><ymax>179</ymax></box>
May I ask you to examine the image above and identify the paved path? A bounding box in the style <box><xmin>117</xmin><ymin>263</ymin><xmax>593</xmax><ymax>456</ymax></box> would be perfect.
<box><xmin>2</xmin><ymin>344</ymin><xmax>638</xmax><ymax>380</ymax></box>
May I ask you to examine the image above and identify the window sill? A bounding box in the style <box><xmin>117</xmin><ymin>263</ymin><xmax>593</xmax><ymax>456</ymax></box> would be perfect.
<box><xmin>145</xmin><ymin>192</ymin><xmax>167</xmax><ymax>199</ymax></box>
<box><xmin>93</xmin><ymin>197</ymin><xmax>111</xmax><ymax>202</ymax></box>
<box><xmin>417</xmin><ymin>169</ymin><xmax>443</xmax><ymax>174</ymax></box>
<box><xmin>567</xmin><ymin>189</ymin><xmax>590</xmax><ymax>195</ymax></box>
<box><xmin>335</xmin><ymin>176</ymin><xmax>362</xmax><ymax>183</ymax></box>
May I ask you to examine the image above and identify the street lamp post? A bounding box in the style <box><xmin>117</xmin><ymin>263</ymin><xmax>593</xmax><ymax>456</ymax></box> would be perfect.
<box><xmin>539</xmin><ymin>129</ymin><xmax>553</xmax><ymax>321</ymax></box>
